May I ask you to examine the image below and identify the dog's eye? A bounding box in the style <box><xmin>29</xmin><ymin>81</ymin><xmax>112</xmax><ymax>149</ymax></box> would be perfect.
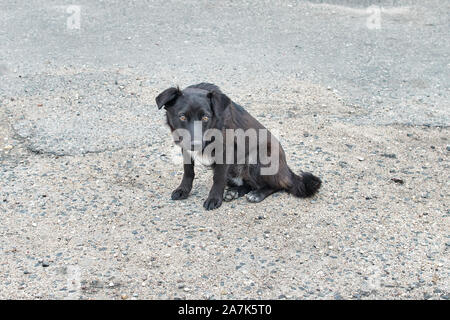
<box><xmin>202</xmin><ymin>116</ymin><xmax>209</xmax><ymax>122</ymax></box>
<box><xmin>179</xmin><ymin>115</ymin><xmax>187</xmax><ymax>121</ymax></box>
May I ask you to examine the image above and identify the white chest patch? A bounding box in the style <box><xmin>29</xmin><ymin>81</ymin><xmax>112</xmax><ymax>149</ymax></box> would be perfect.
<box><xmin>186</xmin><ymin>150</ymin><xmax>215</xmax><ymax>167</ymax></box>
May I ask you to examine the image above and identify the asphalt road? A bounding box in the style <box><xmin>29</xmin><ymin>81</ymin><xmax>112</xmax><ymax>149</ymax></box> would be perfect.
<box><xmin>0</xmin><ymin>0</ymin><xmax>449</xmax><ymax>299</ymax></box>
<box><xmin>1</xmin><ymin>0</ymin><xmax>449</xmax><ymax>156</ymax></box>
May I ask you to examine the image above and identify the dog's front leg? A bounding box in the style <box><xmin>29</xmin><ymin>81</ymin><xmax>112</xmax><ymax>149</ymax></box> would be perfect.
<box><xmin>171</xmin><ymin>157</ymin><xmax>195</xmax><ymax>200</ymax></box>
<box><xmin>203</xmin><ymin>164</ymin><xmax>228</xmax><ymax>210</ymax></box>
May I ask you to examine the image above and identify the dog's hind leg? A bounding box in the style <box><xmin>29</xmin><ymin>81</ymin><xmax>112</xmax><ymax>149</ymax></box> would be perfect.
<box><xmin>246</xmin><ymin>186</ymin><xmax>279</xmax><ymax>203</ymax></box>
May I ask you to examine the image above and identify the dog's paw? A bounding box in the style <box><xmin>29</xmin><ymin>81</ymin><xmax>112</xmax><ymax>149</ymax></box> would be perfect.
<box><xmin>246</xmin><ymin>190</ymin><xmax>264</xmax><ymax>203</ymax></box>
<box><xmin>203</xmin><ymin>196</ymin><xmax>223</xmax><ymax>210</ymax></box>
<box><xmin>224</xmin><ymin>189</ymin><xmax>239</xmax><ymax>202</ymax></box>
<box><xmin>171</xmin><ymin>188</ymin><xmax>190</xmax><ymax>200</ymax></box>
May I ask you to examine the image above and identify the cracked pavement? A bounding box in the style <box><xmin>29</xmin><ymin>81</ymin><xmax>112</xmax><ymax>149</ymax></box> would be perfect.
<box><xmin>0</xmin><ymin>0</ymin><xmax>449</xmax><ymax>299</ymax></box>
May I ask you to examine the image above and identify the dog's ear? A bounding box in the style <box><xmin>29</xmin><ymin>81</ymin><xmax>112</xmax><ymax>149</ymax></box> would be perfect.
<box><xmin>156</xmin><ymin>87</ymin><xmax>181</xmax><ymax>109</ymax></box>
<box><xmin>208</xmin><ymin>91</ymin><xmax>231</xmax><ymax>116</ymax></box>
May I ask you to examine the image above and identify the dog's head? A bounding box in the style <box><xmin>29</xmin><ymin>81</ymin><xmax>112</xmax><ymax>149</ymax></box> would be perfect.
<box><xmin>156</xmin><ymin>84</ymin><xmax>230</xmax><ymax>151</ymax></box>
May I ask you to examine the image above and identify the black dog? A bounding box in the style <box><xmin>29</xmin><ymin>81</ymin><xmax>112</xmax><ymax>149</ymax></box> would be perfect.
<box><xmin>156</xmin><ymin>83</ymin><xmax>321</xmax><ymax>210</ymax></box>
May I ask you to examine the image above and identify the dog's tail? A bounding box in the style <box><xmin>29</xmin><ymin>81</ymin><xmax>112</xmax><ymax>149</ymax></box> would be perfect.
<box><xmin>287</xmin><ymin>169</ymin><xmax>321</xmax><ymax>198</ymax></box>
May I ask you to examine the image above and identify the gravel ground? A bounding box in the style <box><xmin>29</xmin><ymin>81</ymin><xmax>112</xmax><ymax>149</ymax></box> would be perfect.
<box><xmin>0</xmin><ymin>0</ymin><xmax>449</xmax><ymax>299</ymax></box>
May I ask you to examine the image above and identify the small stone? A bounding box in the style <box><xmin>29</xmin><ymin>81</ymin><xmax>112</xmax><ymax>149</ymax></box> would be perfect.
<box><xmin>391</xmin><ymin>177</ymin><xmax>404</xmax><ymax>184</ymax></box>
<box><xmin>121</xmin><ymin>294</ymin><xmax>128</xmax><ymax>300</ymax></box>
<box><xmin>334</xmin><ymin>293</ymin><xmax>343</xmax><ymax>300</ymax></box>
<box><xmin>357</xmin><ymin>157</ymin><xmax>364</xmax><ymax>161</ymax></box>
<box><xmin>109</xmin><ymin>282</ymin><xmax>115</xmax><ymax>287</ymax></box>
<box><xmin>338</xmin><ymin>161</ymin><xmax>348</xmax><ymax>168</ymax></box>
<box><xmin>424</xmin><ymin>293</ymin><xmax>432</xmax><ymax>299</ymax></box>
